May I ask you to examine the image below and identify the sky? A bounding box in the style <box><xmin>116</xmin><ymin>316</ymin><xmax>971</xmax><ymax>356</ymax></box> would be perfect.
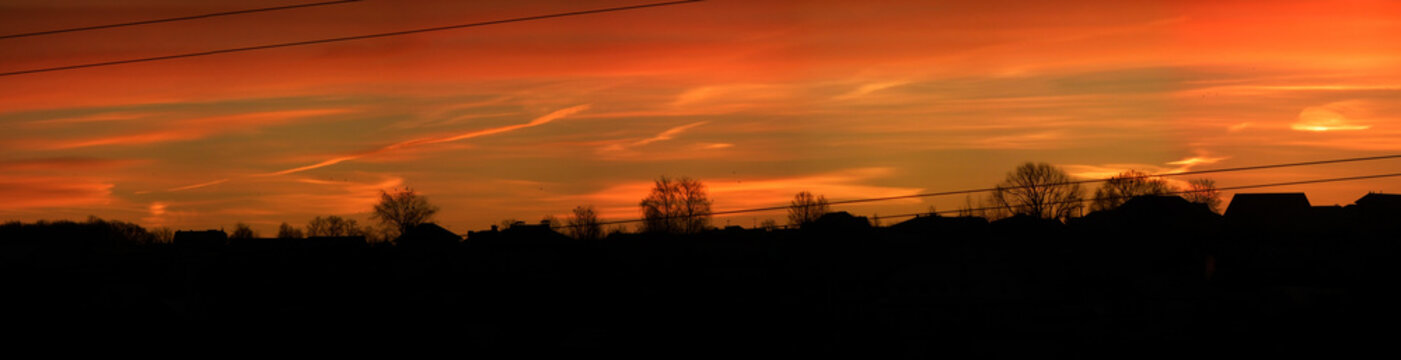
<box><xmin>2</xmin><ymin>0</ymin><xmax>1401</xmax><ymax>235</ymax></box>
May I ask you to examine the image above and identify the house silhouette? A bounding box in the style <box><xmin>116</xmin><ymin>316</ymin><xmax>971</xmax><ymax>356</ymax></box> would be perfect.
<box><xmin>1224</xmin><ymin>193</ymin><xmax>1311</xmax><ymax>227</ymax></box>
<box><xmin>396</xmin><ymin>223</ymin><xmax>462</xmax><ymax>249</ymax></box>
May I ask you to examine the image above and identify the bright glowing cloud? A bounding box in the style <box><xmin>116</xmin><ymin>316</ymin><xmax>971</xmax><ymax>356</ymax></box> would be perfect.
<box><xmin>1166</xmin><ymin>155</ymin><xmax>1229</xmax><ymax>168</ymax></box>
<box><xmin>1292</xmin><ymin>106</ymin><xmax>1370</xmax><ymax>132</ymax></box>
<box><xmin>1067</xmin><ymin>153</ymin><xmax>1229</xmax><ymax>179</ymax></box>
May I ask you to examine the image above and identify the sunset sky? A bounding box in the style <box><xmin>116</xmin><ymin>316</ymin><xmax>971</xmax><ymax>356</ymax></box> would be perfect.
<box><xmin>3</xmin><ymin>0</ymin><xmax>1401</xmax><ymax>234</ymax></box>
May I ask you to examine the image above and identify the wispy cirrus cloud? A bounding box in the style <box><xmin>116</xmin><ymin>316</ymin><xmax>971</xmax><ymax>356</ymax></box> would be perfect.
<box><xmin>0</xmin><ymin>175</ymin><xmax>114</xmax><ymax>211</ymax></box>
<box><xmin>599</xmin><ymin>121</ymin><xmax>708</xmax><ymax>153</ymax></box>
<box><xmin>833</xmin><ymin>80</ymin><xmax>909</xmax><ymax>100</ymax></box>
<box><xmin>38</xmin><ymin>108</ymin><xmax>352</xmax><ymax>150</ymax></box>
<box><xmin>151</xmin><ymin>105</ymin><xmax>591</xmax><ymax>194</ymax></box>
<box><xmin>266</xmin><ymin>104</ymin><xmax>590</xmax><ymax>176</ymax></box>
<box><xmin>23</xmin><ymin>111</ymin><xmax>150</xmax><ymax>127</ymax></box>
<box><xmin>0</xmin><ymin>157</ymin><xmax>142</xmax><ymax>171</ymax></box>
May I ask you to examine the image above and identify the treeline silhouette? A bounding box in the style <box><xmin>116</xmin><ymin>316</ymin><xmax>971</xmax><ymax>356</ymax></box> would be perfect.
<box><xmin>3</xmin><ymin>192</ymin><xmax>1399</xmax><ymax>357</ymax></box>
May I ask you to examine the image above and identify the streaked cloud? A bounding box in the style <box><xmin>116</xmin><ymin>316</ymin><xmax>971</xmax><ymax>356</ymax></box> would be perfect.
<box><xmin>0</xmin><ymin>157</ymin><xmax>141</xmax><ymax>171</ymax></box>
<box><xmin>40</xmin><ymin>108</ymin><xmax>352</xmax><ymax>150</ymax></box>
<box><xmin>0</xmin><ymin>175</ymin><xmax>114</xmax><ymax>210</ymax></box>
<box><xmin>1166</xmin><ymin>155</ymin><xmax>1229</xmax><ymax>168</ymax></box>
<box><xmin>1067</xmin><ymin>153</ymin><xmax>1229</xmax><ymax>180</ymax></box>
<box><xmin>266</xmin><ymin>104</ymin><xmax>590</xmax><ymax>176</ymax></box>
<box><xmin>833</xmin><ymin>80</ymin><xmax>909</xmax><ymax>100</ymax></box>
<box><xmin>168</xmin><ymin>179</ymin><xmax>231</xmax><ymax>192</ymax></box>
<box><xmin>600</xmin><ymin>121</ymin><xmax>708</xmax><ymax>152</ymax></box>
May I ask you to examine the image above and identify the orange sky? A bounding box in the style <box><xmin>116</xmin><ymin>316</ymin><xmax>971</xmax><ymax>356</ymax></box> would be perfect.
<box><xmin>3</xmin><ymin>0</ymin><xmax>1401</xmax><ymax>234</ymax></box>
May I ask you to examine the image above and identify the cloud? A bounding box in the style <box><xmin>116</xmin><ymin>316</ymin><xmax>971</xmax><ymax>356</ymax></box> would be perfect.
<box><xmin>0</xmin><ymin>157</ymin><xmax>141</xmax><ymax>171</ymax></box>
<box><xmin>600</xmin><ymin>121</ymin><xmax>709</xmax><ymax>152</ymax></box>
<box><xmin>23</xmin><ymin>112</ymin><xmax>149</xmax><ymax>127</ymax></box>
<box><xmin>264</xmin><ymin>175</ymin><xmax>406</xmax><ymax>215</ymax></box>
<box><xmin>694</xmin><ymin>142</ymin><xmax>734</xmax><ymax>150</ymax></box>
<box><xmin>969</xmin><ymin>131</ymin><xmax>1068</xmax><ymax>150</ymax></box>
<box><xmin>168</xmin><ymin>179</ymin><xmax>231</xmax><ymax>192</ymax></box>
<box><xmin>833</xmin><ymin>80</ymin><xmax>909</xmax><ymax>100</ymax></box>
<box><xmin>41</xmin><ymin>108</ymin><xmax>352</xmax><ymax>150</ymax></box>
<box><xmin>265</xmin><ymin>104</ymin><xmax>590</xmax><ymax>176</ymax></box>
<box><xmin>1291</xmin><ymin>105</ymin><xmax>1370</xmax><ymax>132</ymax></box>
<box><xmin>1066</xmin><ymin>153</ymin><xmax>1229</xmax><ymax>180</ymax></box>
<box><xmin>669</xmin><ymin>84</ymin><xmax>793</xmax><ymax>111</ymax></box>
<box><xmin>0</xmin><ymin>175</ymin><xmax>113</xmax><ymax>210</ymax></box>
<box><xmin>1165</xmin><ymin>155</ymin><xmax>1229</xmax><ymax>168</ymax></box>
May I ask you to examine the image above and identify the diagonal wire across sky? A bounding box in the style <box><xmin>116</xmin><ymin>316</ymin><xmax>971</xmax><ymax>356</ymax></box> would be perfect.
<box><xmin>554</xmin><ymin>154</ymin><xmax>1401</xmax><ymax>229</ymax></box>
<box><xmin>0</xmin><ymin>0</ymin><xmax>705</xmax><ymax>77</ymax></box>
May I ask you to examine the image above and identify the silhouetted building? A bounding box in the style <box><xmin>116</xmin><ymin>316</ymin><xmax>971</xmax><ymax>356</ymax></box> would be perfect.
<box><xmin>1350</xmin><ymin>192</ymin><xmax>1401</xmax><ymax>228</ymax></box>
<box><xmin>808</xmin><ymin>211</ymin><xmax>871</xmax><ymax>231</ymax></box>
<box><xmin>890</xmin><ymin>214</ymin><xmax>988</xmax><ymax>237</ymax></box>
<box><xmin>396</xmin><ymin>223</ymin><xmax>461</xmax><ymax>248</ymax></box>
<box><xmin>1077</xmin><ymin>195</ymin><xmax>1220</xmax><ymax>229</ymax></box>
<box><xmin>1224</xmin><ymin>193</ymin><xmax>1311</xmax><ymax>228</ymax></box>
<box><xmin>1355</xmin><ymin>192</ymin><xmax>1401</xmax><ymax>209</ymax></box>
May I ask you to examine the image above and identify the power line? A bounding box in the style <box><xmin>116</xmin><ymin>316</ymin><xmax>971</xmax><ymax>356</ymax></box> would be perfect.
<box><xmin>0</xmin><ymin>0</ymin><xmax>362</xmax><ymax>40</ymax></box>
<box><xmin>875</xmin><ymin>171</ymin><xmax>1401</xmax><ymax>222</ymax></box>
<box><xmin>814</xmin><ymin>153</ymin><xmax>1401</xmax><ymax>208</ymax></box>
<box><xmin>551</xmin><ymin>155</ymin><xmax>1401</xmax><ymax>229</ymax></box>
<box><xmin>0</xmin><ymin>0</ymin><xmax>704</xmax><ymax>77</ymax></box>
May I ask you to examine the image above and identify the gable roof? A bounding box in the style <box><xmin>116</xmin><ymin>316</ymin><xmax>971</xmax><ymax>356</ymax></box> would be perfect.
<box><xmin>1225</xmin><ymin>193</ymin><xmax>1310</xmax><ymax>217</ymax></box>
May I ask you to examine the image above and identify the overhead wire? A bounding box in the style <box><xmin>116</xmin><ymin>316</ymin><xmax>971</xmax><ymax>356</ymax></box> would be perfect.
<box><xmin>550</xmin><ymin>155</ymin><xmax>1401</xmax><ymax>229</ymax></box>
<box><xmin>873</xmin><ymin>171</ymin><xmax>1401</xmax><ymax>222</ymax></box>
<box><xmin>0</xmin><ymin>0</ymin><xmax>363</xmax><ymax>40</ymax></box>
<box><xmin>0</xmin><ymin>0</ymin><xmax>704</xmax><ymax>77</ymax></box>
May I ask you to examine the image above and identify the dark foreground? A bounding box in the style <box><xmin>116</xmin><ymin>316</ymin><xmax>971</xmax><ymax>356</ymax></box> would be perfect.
<box><xmin>2</xmin><ymin>198</ymin><xmax>1399</xmax><ymax>357</ymax></box>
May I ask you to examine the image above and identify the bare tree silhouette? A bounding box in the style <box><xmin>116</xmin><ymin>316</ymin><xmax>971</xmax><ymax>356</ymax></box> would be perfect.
<box><xmin>639</xmin><ymin>176</ymin><xmax>711</xmax><ymax>234</ymax></box>
<box><xmin>276</xmin><ymin>222</ymin><xmax>304</xmax><ymax>239</ymax></box>
<box><xmin>991</xmin><ymin>162</ymin><xmax>1084</xmax><ymax>221</ymax></box>
<box><xmin>1091</xmin><ymin>170</ymin><xmax>1173</xmax><ymax>212</ymax></box>
<box><xmin>150</xmin><ymin>226</ymin><xmax>174</xmax><ymax>243</ymax></box>
<box><xmin>307</xmin><ymin>216</ymin><xmax>362</xmax><ymax>237</ymax></box>
<box><xmin>372</xmin><ymin>188</ymin><xmax>439</xmax><ymax>238</ymax></box>
<box><xmin>566</xmin><ymin>205</ymin><xmax>603</xmax><ymax>240</ymax></box>
<box><xmin>787</xmin><ymin>191</ymin><xmax>830</xmax><ymax>227</ymax></box>
<box><xmin>1183</xmin><ymin>178</ymin><xmax>1223</xmax><ymax>213</ymax></box>
<box><xmin>230</xmin><ymin>222</ymin><xmax>257</xmax><ymax>239</ymax></box>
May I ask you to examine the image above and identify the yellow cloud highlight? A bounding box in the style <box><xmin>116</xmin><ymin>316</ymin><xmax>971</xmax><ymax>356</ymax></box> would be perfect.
<box><xmin>1166</xmin><ymin>155</ymin><xmax>1229</xmax><ymax>168</ymax></box>
<box><xmin>1067</xmin><ymin>153</ymin><xmax>1230</xmax><ymax>180</ymax></box>
<box><xmin>1292</xmin><ymin>106</ymin><xmax>1370</xmax><ymax>132</ymax></box>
